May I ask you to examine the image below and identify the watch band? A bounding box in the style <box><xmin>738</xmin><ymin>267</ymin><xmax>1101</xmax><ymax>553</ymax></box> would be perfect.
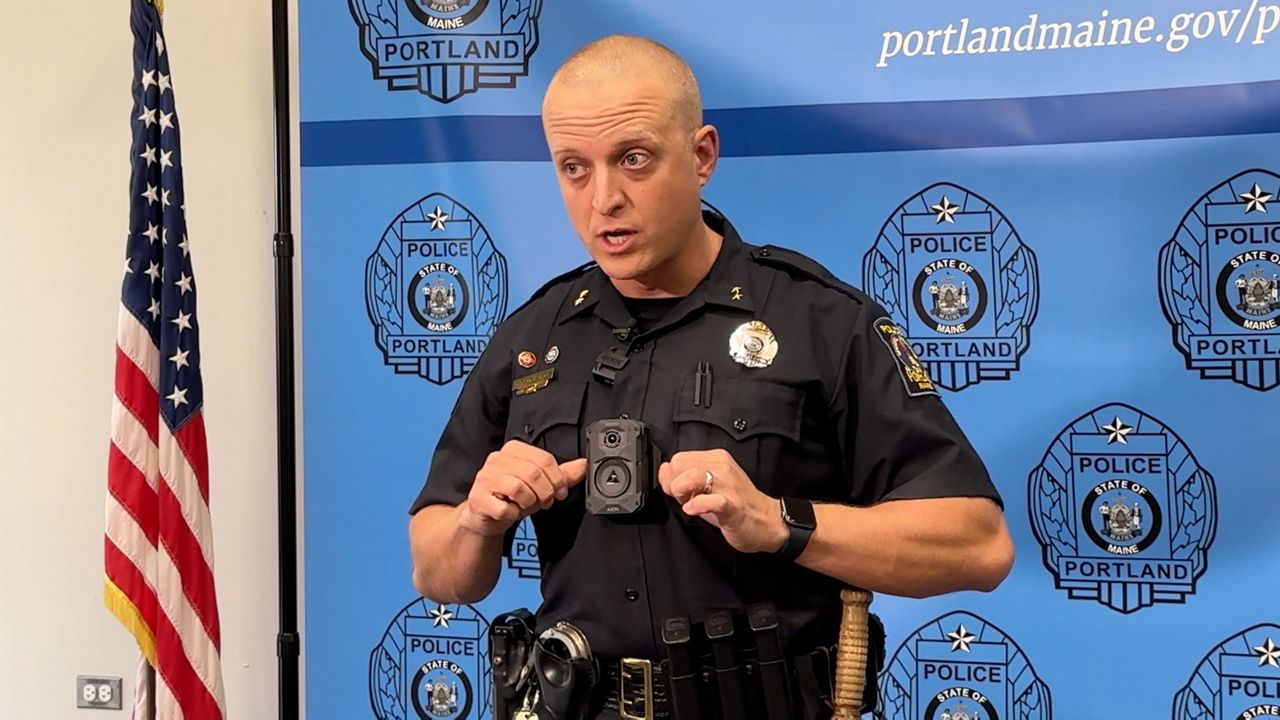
<box><xmin>775</xmin><ymin>497</ymin><xmax>815</xmax><ymax>562</ymax></box>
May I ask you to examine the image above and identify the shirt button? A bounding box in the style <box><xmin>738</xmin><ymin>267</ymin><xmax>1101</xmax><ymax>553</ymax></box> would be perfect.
<box><xmin>625</xmin><ymin>588</ymin><xmax>640</xmax><ymax>602</ymax></box>
<box><xmin>523</xmin><ymin>423</ymin><xmax>535</xmax><ymax>435</ymax></box>
<box><xmin>760</xmin><ymin>248</ymin><xmax>771</xmax><ymax>257</ymax></box>
<box><xmin>733</xmin><ymin>418</ymin><xmax>748</xmax><ymax>431</ymax></box>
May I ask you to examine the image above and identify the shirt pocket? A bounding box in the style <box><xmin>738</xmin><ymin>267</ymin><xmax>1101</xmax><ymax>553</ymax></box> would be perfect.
<box><xmin>505</xmin><ymin>379</ymin><xmax>588</xmax><ymax>566</ymax></box>
<box><xmin>505</xmin><ymin>379</ymin><xmax>588</xmax><ymax>464</ymax></box>
<box><xmin>671</xmin><ymin>375</ymin><xmax>805</xmax><ymax>497</ymax></box>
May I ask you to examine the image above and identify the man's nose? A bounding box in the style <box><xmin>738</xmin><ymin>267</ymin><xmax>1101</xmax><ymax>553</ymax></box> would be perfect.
<box><xmin>591</xmin><ymin>169</ymin><xmax>625</xmax><ymax>216</ymax></box>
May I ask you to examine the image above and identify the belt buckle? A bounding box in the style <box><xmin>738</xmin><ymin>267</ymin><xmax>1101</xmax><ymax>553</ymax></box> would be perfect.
<box><xmin>618</xmin><ymin>657</ymin><xmax>653</xmax><ymax>720</ymax></box>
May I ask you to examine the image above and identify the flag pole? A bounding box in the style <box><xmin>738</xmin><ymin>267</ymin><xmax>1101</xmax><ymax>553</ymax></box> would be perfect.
<box><xmin>270</xmin><ymin>0</ymin><xmax>301</xmax><ymax>715</ymax></box>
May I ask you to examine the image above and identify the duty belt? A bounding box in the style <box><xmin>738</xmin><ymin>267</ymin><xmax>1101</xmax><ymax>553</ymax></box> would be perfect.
<box><xmin>596</xmin><ymin>647</ymin><xmax>837</xmax><ymax>720</ymax></box>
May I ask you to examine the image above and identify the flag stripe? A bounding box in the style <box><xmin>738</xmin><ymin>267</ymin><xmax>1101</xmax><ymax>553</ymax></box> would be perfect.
<box><xmin>173</xmin><ymin>413</ymin><xmax>210</xmax><ymax>504</ymax></box>
<box><xmin>108</xmin><ymin>444</ymin><xmax>159</xmax><ymax>546</ymax></box>
<box><xmin>156</xmin><ymin>544</ymin><xmax>227</xmax><ymax>714</ymax></box>
<box><xmin>117</xmin><ymin>305</ymin><xmax>160</xmax><ymax>388</ymax></box>
<box><xmin>156</xmin><ymin>470</ymin><xmax>221</xmax><ymax>648</ymax></box>
<box><xmin>112</xmin><ymin>396</ymin><xmax>159</xmax><ymax>492</ymax></box>
<box><xmin>151</xmin><ymin>558</ymin><xmax>223</xmax><ymax>720</ymax></box>
<box><xmin>115</xmin><ymin>346</ymin><xmax>160</xmax><ymax>443</ymax></box>
<box><xmin>154</xmin><ymin>674</ymin><xmax>185</xmax><ymax>720</ymax></box>
<box><xmin>159</xmin><ymin>423</ymin><xmax>216</xmax><ymax>573</ymax></box>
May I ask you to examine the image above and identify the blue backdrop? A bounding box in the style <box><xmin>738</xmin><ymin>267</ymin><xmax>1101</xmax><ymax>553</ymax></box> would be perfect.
<box><xmin>298</xmin><ymin>1</ymin><xmax>1280</xmax><ymax>718</ymax></box>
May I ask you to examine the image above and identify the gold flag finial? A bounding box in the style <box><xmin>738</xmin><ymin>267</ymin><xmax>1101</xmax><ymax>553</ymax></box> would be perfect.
<box><xmin>149</xmin><ymin>0</ymin><xmax>164</xmax><ymax>14</ymax></box>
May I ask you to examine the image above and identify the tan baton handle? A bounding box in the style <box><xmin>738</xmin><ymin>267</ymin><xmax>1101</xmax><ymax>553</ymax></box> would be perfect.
<box><xmin>831</xmin><ymin>588</ymin><xmax>874</xmax><ymax>719</ymax></box>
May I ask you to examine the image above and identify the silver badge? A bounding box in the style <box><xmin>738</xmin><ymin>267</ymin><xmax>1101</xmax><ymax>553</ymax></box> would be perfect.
<box><xmin>729</xmin><ymin>320</ymin><xmax>778</xmax><ymax>368</ymax></box>
<box><xmin>544</xmin><ymin>345</ymin><xmax>560</xmax><ymax>364</ymax></box>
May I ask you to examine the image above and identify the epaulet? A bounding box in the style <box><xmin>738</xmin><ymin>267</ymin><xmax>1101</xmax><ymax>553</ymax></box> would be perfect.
<box><xmin>748</xmin><ymin>244</ymin><xmax>866</xmax><ymax>305</ymax></box>
<box><xmin>506</xmin><ymin>260</ymin><xmax>597</xmax><ymax>318</ymax></box>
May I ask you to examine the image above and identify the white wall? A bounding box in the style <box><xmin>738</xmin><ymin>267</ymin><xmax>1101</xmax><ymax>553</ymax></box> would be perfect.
<box><xmin>0</xmin><ymin>1</ymin><xmax>288</xmax><ymax>717</ymax></box>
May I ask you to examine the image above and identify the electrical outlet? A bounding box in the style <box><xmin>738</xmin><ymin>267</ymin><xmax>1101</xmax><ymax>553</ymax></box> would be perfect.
<box><xmin>76</xmin><ymin>676</ymin><xmax>123</xmax><ymax>710</ymax></box>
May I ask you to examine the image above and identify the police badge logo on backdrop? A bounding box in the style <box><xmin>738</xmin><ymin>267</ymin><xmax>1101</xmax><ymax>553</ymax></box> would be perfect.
<box><xmin>370</xmin><ymin>599</ymin><xmax>491</xmax><ymax>720</ymax></box>
<box><xmin>1028</xmin><ymin>403</ymin><xmax>1218</xmax><ymax>614</ymax></box>
<box><xmin>863</xmin><ymin>183</ymin><xmax>1039</xmax><ymax>392</ymax></box>
<box><xmin>880</xmin><ymin>610</ymin><xmax>1052</xmax><ymax>719</ymax></box>
<box><xmin>1173</xmin><ymin>623</ymin><xmax>1280</xmax><ymax>719</ymax></box>
<box><xmin>366</xmin><ymin>193</ymin><xmax>508</xmax><ymax>385</ymax></box>
<box><xmin>1159</xmin><ymin>169</ymin><xmax>1280</xmax><ymax>391</ymax></box>
<box><xmin>504</xmin><ymin>517</ymin><xmax>540</xmax><ymax>580</ymax></box>
<box><xmin>348</xmin><ymin>0</ymin><xmax>543</xmax><ymax>102</ymax></box>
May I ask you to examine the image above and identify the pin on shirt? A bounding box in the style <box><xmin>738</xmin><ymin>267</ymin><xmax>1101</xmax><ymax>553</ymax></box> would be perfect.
<box><xmin>544</xmin><ymin>345</ymin><xmax>560</xmax><ymax>364</ymax></box>
<box><xmin>574</xmin><ymin>289</ymin><xmax>589</xmax><ymax>306</ymax></box>
<box><xmin>517</xmin><ymin>350</ymin><xmax>537</xmax><ymax>369</ymax></box>
<box><xmin>729</xmin><ymin>320</ymin><xmax>778</xmax><ymax>368</ymax></box>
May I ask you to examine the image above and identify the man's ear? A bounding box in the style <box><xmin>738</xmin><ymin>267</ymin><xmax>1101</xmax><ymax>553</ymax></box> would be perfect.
<box><xmin>693</xmin><ymin>124</ymin><xmax>720</xmax><ymax>187</ymax></box>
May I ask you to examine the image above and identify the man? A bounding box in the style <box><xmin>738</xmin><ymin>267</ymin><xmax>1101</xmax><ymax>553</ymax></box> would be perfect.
<box><xmin>408</xmin><ymin>35</ymin><xmax>1014</xmax><ymax>719</ymax></box>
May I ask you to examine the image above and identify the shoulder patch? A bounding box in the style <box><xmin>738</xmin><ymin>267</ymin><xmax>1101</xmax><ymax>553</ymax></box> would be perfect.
<box><xmin>872</xmin><ymin>316</ymin><xmax>939</xmax><ymax>397</ymax></box>
<box><xmin>750</xmin><ymin>245</ymin><xmax>866</xmax><ymax>304</ymax></box>
<box><xmin>506</xmin><ymin>260</ymin><xmax>597</xmax><ymax>319</ymax></box>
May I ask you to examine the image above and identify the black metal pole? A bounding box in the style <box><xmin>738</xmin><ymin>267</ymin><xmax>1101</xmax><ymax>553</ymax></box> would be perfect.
<box><xmin>270</xmin><ymin>0</ymin><xmax>300</xmax><ymax>716</ymax></box>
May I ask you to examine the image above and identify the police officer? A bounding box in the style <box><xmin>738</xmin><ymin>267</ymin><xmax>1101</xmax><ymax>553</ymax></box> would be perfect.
<box><xmin>408</xmin><ymin>35</ymin><xmax>1014</xmax><ymax>719</ymax></box>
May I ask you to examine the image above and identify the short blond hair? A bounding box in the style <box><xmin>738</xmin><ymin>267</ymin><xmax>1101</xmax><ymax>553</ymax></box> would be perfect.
<box><xmin>545</xmin><ymin>35</ymin><xmax>703</xmax><ymax>134</ymax></box>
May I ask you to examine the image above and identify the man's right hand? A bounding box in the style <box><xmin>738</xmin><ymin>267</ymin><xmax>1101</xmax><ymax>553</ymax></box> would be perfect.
<box><xmin>458</xmin><ymin>440</ymin><xmax>588</xmax><ymax>537</ymax></box>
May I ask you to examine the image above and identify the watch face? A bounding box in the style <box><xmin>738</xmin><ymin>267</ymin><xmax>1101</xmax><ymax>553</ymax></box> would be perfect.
<box><xmin>782</xmin><ymin>497</ymin><xmax>816</xmax><ymax>530</ymax></box>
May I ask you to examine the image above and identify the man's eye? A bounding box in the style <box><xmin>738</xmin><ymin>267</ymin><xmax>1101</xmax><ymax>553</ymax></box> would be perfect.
<box><xmin>563</xmin><ymin>162</ymin><xmax>581</xmax><ymax>176</ymax></box>
<box><xmin>622</xmin><ymin>152</ymin><xmax>648</xmax><ymax>167</ymax></box>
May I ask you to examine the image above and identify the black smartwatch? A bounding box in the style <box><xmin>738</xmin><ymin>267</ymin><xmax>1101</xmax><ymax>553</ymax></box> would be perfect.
<box><xmin>774</xmin><ymin>496</ymin><xmax>816</xmax><ymax>561</ymax></box>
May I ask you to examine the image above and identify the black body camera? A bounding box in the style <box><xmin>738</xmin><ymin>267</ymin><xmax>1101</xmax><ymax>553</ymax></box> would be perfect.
<box><xmin>584</xmin><ymin>418</ymin><xmax>657</xmax><ymax>516</ymax></box>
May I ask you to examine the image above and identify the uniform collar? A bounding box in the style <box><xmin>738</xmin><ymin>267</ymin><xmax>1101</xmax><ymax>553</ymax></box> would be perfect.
<box><xmin>556</xmin><ymin>210</ymin><xmax>760</xmax><ymax>331</ymax></box>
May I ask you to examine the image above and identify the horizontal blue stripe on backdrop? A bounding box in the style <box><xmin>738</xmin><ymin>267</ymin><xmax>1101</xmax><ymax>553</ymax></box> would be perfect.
<box><xmin>301</xmin><ymin>79</ymin><xmax>1280</xmax><ymax>166</ymax></box>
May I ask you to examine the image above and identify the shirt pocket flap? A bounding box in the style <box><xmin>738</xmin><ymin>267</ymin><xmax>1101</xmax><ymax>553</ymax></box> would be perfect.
<box><xmin>672</xmin><ymin>376</ymin><xmax>804</xmax><ymax>442</ymax></box>
<box><xmin>507</xmin><ymin>379</ymin><xmax>587</xmax><ymax>445</ymax></box>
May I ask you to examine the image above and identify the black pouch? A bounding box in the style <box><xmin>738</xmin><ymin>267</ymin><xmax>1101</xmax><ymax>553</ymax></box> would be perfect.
<box><xmin>531</xmin><ymin>621</ymin><xmax>598</xmax><ymax>720</ymax></box>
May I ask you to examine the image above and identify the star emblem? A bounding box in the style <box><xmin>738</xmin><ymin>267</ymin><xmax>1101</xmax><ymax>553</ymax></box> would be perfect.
<box><xmin>141</xmin><ymin>184</ymin><xmax>160</xmax><ymax>205</ymax></box>
<box><xmin>1241</xmin><ymin>183</ymin><xmax>1273</xmax><ymax>214</ymax></box>
<box><xmin>166</xmin><ymin>386</ymin><xmax>189</xmax><ymax>408</ymax></box>
<box><xmin>140</xmin><ymin>144</ymin><xmax>157</xmax><ymax>166</ymax></box>
<box><xmin>172</xmin><ymin>310</ymin><xmax>193</xmax><ymax>332</ymax></box>
<box><xmin>730</xmin><ymin>286</ymin><xmax>744</xmax><ymax>301</ymax></box>
<box><xmin>140</xmin><ymin>70</ymin><xmax>157</xmax><ymax>90</ymax></box>
<box><xmin>159</xmin><ymin>110</ymin><xmax>174</xmax><ymax>132</ymax></box>
<box><xmin>176</xmin><ymin>272</ymin><xmax>194</xmax><ymax>295</ymax></box>
<box><xmin>947</xmin><ymin>624</ymin><xmax>977</xmax><ymax>653</ymax></box>
<box><xmin>148</xmin><ymin>298</ymin><xmax>161</xmax><ymax>320</ymax></box>
<box><xmin>1102</xmin><ymin>417</ymin><xmax>1133</xmax><ymax>445</ymax></box>
<box><xmin>429</xmin><ymin>605</ymin><xmax>454</xmax><ymax>628</ymax></box>
<box><xmin>138</xmin><ymin>106</ymin><xmax>157</xmax><ymax>127</ymax></box>
<box><xmin>1255</xmin><ymin>638</ymin><xmax>1280</xmax><ymax>668</ymax></box>
<box><xmin>144</xmin><ymin>261</ymin><xmax>162</xmax><ymax>282</ymax></box>
<box><xmin>931</xmin><ymin>196</ymin><xmax>960</xmax><ymax>224</ymax></box>
<box><xmin>158</xmin><ymin>72</ymin><xmax>171</xmax><ymax>94</ymax></box>
<box><xmin>426</xmin><ymin>206</ymin><xmax>450</xmax><ymax>231</ymax></box>
<box><xmin>170</xmin><ymin>348</ymin><xmax>190</xmax><ymax>370</ymax></box>
<box><xmin>160</xmin><ymin>149</ymin><xmax>173</xmax><ymax>170</ymax></box>
<box><xmin>161</xmin><ymin>188</ymin><xmax>171</xmax><ymax>208</ymax></box>
<box><xmin>143</xmin><ymin>223</ymin><xmax>160</xmax><ymax>242</ymax></box>
<box><xmin>156</xmin><ymin>33</ymin><xmax>165</xmax><ymax>55</ymax></box>
<box><xmin>179</xmin><ymin>234</ymin><xmax>190</xmax><ymax>257</ymax></box>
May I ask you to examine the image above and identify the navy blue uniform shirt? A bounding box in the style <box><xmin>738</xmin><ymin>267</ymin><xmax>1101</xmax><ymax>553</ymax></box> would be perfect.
<box><xmin>411</xmin><ymin>210</ymin><xmax>1001</xmax><ymax>660</ymax></box>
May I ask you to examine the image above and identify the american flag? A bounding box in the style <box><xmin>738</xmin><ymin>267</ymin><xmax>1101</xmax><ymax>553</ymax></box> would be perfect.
<box><xmin>105</xmin><ymin>1</ymin><xmax>227</xmax><ymax>717</ymax></box>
